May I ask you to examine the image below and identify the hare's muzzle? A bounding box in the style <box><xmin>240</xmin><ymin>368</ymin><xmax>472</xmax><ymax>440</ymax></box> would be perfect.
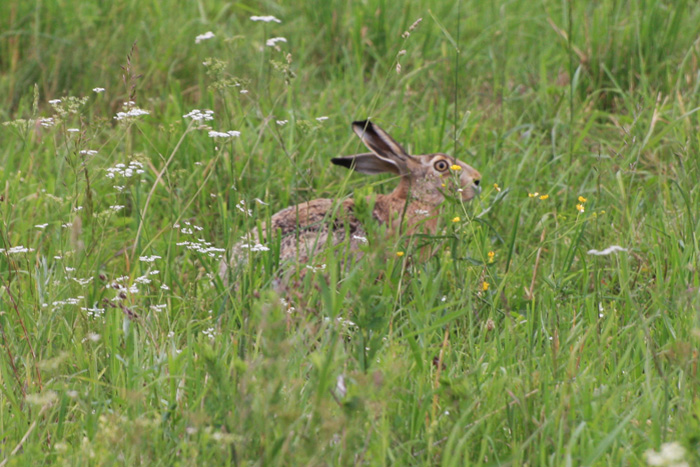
<box><xmin>458</xmin><ymin>165</ymin><xmax>481</xmax><ymax>200</ymax></box>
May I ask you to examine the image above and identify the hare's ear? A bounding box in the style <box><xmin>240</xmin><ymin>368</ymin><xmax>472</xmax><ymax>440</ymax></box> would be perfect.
<box><xmin>352</xmin><ymin>120</ymin><xmax>410</xmax><ymax>165</ymax></box>
<box><xmin>331</xmin><ymin>153</ymin><xmax>401</xmax><ymax>175</ymax></box>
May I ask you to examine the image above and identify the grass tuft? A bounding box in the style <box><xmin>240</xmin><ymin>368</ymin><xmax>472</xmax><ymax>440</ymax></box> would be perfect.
<box><xmin>1</xmin><ymin>0</ymin><xmax>700</xmax><ymax>464</ymax></box>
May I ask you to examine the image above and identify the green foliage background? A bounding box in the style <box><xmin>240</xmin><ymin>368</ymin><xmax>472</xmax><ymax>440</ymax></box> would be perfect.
<box><xmin>1</xmin><ymin>0</ymin><xmax>700</xmax><ymax>464</ymax></box>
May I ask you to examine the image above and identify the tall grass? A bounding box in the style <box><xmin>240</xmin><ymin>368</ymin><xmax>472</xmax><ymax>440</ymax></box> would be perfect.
<box><xmin>1</xmin><ymin>0</ymin><xmax>700</xmax><ymax>464</ymax></box>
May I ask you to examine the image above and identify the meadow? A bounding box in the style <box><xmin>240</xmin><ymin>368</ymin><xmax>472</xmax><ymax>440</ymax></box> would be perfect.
<box><xmin>1</xmin><ymin>0</ymin><xmax>699</xmax><ymax>464</ymax></box>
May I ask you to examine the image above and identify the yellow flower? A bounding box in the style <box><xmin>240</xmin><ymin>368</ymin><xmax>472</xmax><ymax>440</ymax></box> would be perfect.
<box><xmin>396</xmin><ymin>251</ymin><xmax>404</xmax><ymax>257</ymax></box>
<box><xmin>482</xmin><ymin>281</ymin><xmax>490</xmax><ymax>292</ymax></box>
<box><xmin>578</xmin><ymin>196</ymin><xmax>587</xmax><ymax>203</ymax></box>
<box><xmin>539</xmin><ymin>194</ymin><xmax>549</xmax><ymax>200</ymax></box>
<box><xmin>528</xmin><ymin>192</ymin><xmax>539</xmax><ymax>198</ymax></box>
<box><xmin>493</xmin><ymin>183</ymin><xmax>501</xmax><ymax>192</ymax></box>
<box><xmin>452</xmin><ymin>216</ymin><xmax>461</xmax><ymax>223</ymax></box>
<box><xmin>576</xmin><ymin>204</ymin><xmax>585</xmax><ymax>213</ymax></box>
<box><xmin>450</xmin><ymin>164</ymin><xmax>462</xmax><ymax>171</ymax></box>
<box><xmin>487</xmin><ymin>251</ymin><xmax>495</xmax><ymax>263</ymax></box>
<box><xmin>441</xmin><ymin>183</ymin><xmax>446</xmax><ymax>187</ymax></box>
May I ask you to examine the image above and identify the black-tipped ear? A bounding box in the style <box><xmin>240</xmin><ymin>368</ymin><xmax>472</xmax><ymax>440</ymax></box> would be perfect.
<box><xmin>331</xmin><ymin>157</ymin><xmax>354</xmax><ymax>170</ymax></box>
<box><xmin>331</xmin><ymin>153</ymin><xmax>402</xmax><ymax>175</ymax></box>
<box><xmin>352</xmin><ymin>120</ymin><xmax>410</xmax><ymax>162</ymax></box>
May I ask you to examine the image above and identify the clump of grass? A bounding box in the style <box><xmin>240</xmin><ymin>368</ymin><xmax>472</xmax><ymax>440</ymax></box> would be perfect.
<box><xmin>1</xmin><ymin>0</ymin><xmax>700</xmax><ymax>465</ymax></box>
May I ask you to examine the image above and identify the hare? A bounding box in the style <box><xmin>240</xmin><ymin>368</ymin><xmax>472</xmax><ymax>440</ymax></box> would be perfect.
<box><xmin>220</xmin><ymin>120</ymin><xmax>481</xmax><ymax>277</ymax></box>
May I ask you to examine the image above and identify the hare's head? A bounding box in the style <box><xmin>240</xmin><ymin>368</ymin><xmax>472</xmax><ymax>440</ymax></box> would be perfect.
<box><xmin>332</xmin><ymin>120</ymin><xmax>481</xmax><ymax>205</ymax></box>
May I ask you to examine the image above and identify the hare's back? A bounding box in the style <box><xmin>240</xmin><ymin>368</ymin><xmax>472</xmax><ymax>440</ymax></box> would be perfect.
<box><xmin>260</xmin><ymin>198</ymin><xmax>365</xmax><ymax>262</ymax></box>
<box><xmin>266</xmin><ymin>199</ymin><xmax>338</xmax><ymax>236</ymax></box>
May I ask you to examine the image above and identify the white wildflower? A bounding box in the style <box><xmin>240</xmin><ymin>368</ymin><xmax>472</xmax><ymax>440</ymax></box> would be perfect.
<box><xmin>194</xmin><ymin>31</ymin><xmax>215</xmax><ymax>44</ymax></box>
<box><xmin>86</xmin><ymin>333</ymin><xmax>101</xmax><ymax>342</ymax></box>
<box><xmin>93</xmin><ymin>88</ymin><xmax>105</xmax><ymax>93</ymax></box>
<box><xmin>183</xmin><ymin>109</ymin><xmax>214</xmax><ymax>121</ymax></box>
<box><xmin>240</xmin><ymin>243</ymin><xmax>270</xmax><ymax>252</ymax></box>
<box><xmin>327</xmin><ymin>316</ymin><xmax>357</xmax><ymax>329</ymax></box>
<box><xmin>38</xmin><ymin>117</ymin><xmax>55</xmax><ymax>127</ymax></box>
<box><xmin>176</xmin><ymin>238</ymin><xmax>225</xmax><ymax>258</ymax></box>
<box><xmin>35</xmin><ymin>223</ymin><xmax>49</xmax><ymax>229</ymax></box>
<box><xmin>266</xmin><ymin>37</ymin><xmax>287</xmax><ymax>47</ymax></box>
<box><xmin>139</xmin><ymin>255</ymin><xmax>161</xmax><ymax>262</ymax></box>
<box><xmin>26</xmin><ymin>391</ymin><xmax>58</xmax><ymax>406</ymax></box>
<box><xmin>587</xmin><ymin>246</ymin><xmax>628</xmax><ymax>256</ymax></box>
<box><xmin>73</xmin><ymin>277</ymin><xmax>93</xmax><ymax>286</ymax></box>
<box><xmin>280</xmin><ymin>297</ymin><xmax>296</xmax><ymax>314</ymax></box>
<box><xmin>1</xmin><ymin>246</ymin><xmax>35</xmax><ymax>254</ymax></box>
<box><xmin>236</xmin><ymin>200</ymin><xmax>252</xmax><ymax>216</ymax></box>
<box><xmin>202</xmin><ymin>327</ymin><xmax>217</xmax><ymax>340</ymax></box>
<box><xmin>134</xmin><ymin>275</ymin><xmax>151</xmax><ymax>285</ymax></box>
<box><xmin>250</xmin><ymin>15</ymin><xmax>281</xmax><ymax>23</ymax></box>
<box><xmin>106</xmin><ymin>161</ymin><xmax>145</xmax><ymax>179</ymax></box>
<box><xmin>134</xmin><ymin>273</ymin><xmax>151</xmax><ymax>284</ymax></box>
<box><xmin>67</xmin><ymin>128</ymin><xmax>80</xmax><ymax>133</ymax></box>
<box><xmin>208</xmin><ymin>130</ymin><xmax>241</xmax><ymax>138</ymax></box>
<box><xmin>276</xmin><ymin>120</ymin><xmax>288</xmax><ymax>126</ymax></box>
<box><xmin>644</xmin><ymin>441</ymin><xmax>688</xmax><ymax>467</ymax></box>
<box><xmin>114</xmin><ymin>107</ymin><xmax>149</xmax><ymax>121</ymax></box>
<box><xmin>82</xmin><ymin>306</ymin><xmax>105</xmax><ymax>319</ymax></box>
<box><xmin>79</xmin><ymin>150</ymin><xmax>98</xmax><ymax>155</ymax></box>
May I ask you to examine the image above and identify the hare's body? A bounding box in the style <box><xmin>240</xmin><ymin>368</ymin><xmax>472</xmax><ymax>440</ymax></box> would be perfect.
<box><xmin>220</xmin><ymin>120</ymin><xmax>481</xmax><ymax>276</ymax></box>
<box><xmin>236</xmin><ymin>199</ymin><xmax>365</xmax><ymax>263</ymax></box>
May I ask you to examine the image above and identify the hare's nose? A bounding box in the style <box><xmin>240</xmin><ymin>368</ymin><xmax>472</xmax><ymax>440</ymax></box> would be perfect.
<box><xmin>473</xmin><ymin>179</ymin><xmax>482</xmax><ymax>194</ymax></box>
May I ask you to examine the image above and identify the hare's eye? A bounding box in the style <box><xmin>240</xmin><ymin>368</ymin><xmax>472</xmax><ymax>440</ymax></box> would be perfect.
<box><xmin>434</xmin><ymin>160</ymin><xmax>449</xmax><ymax>172</ymax></box>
